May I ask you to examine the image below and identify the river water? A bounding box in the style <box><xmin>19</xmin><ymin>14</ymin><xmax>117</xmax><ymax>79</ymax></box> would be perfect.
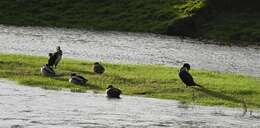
<box><xmin>0</xmin><ymin>80</ymin><xmax>260</xmax><ymax>128</ymax></box>
<box><xmin>0</xmin><ymin>25</ymin><xmax>260</xmax><ymax>76</ymax></box>
<box><xmin>0</xmin><ymin>25</ymin><xmax>260</xmax><ymax>127</ymax></box>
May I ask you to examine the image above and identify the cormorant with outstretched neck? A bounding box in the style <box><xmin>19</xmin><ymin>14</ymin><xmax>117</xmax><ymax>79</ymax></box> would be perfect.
<box><xmin>93</xmin><ymin>62</ymin><xmax>105</xmax><ymax>74</ymax></box>
<box><xmin>179</xmin><ymin>63</ymin><xmax>201</xmax><ymax>87</ymax></box>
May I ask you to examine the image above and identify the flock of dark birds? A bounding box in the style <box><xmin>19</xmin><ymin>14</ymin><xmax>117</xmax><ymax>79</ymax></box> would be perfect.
<box><xmin>41</xmin><ymin>46</ymin><xmax>201</xmax><ymax>99</ymax></box>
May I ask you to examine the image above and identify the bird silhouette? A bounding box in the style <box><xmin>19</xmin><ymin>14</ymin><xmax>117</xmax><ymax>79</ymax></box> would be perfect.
<box><xmin>93</xmin><ymin>62</ymin><xmax>105</xmax><ymax>74</ymax></box>
<box><xmin>179</xmin><ymin>63</ymin><xmax>202</xmax><ymax>87</ymax></box>
<box><xmin>106</xmin><ymin>85</ymin><xmax>122</xmax><ymax>98</ymax></box>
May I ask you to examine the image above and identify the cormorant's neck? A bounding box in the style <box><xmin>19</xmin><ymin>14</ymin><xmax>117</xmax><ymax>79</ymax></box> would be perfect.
<box><xmin>180</xmin><ymin>67</ymin><xmax>188</xmax><ymax>72</ymax></box>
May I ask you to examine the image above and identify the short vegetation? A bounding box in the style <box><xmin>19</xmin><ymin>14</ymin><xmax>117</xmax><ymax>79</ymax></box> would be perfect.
<box><xmin>0</xmin><ymin>0</ymin><xmax>260</xmax><ymax>45</ymax></box>
<box><xmin>0</xmin><ymin>53</ymin><xmax>260</xmax><ymax>109</ymax></box>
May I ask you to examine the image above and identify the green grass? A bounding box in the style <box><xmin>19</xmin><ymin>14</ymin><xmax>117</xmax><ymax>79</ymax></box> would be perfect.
<box><xmin>0</xmin><ymin>0</ymin><xmax>186</xmax><ymax>33</ymax></box>
<box><xmin>197</xmin><ymin>12</ymin><xmax>260</xmax><ymax>45</ymax></box>
<box><xmin>0</xmin><ymin>53</ymin><xmax>260</xmax><ymax>109</ymax></box>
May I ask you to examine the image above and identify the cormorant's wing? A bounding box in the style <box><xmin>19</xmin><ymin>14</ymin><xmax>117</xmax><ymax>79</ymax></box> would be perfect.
<box><xmin>77</xmin><ymin>75</ymin><xmax>87</xmax><ymax>81</ymax></box>
<box><xmin>115</xmin><ymin>88</ymin><xmax>122</xmax><ymax>94</ymax></box>
<box><xmin>179</xmin><ymin>71</ymin><xmax>196</xmax><ymax>86</ymax></box>
<box><xmin>94</xmin><ymin>65</ymin><xmax>105</xmax><ymax>73</ymax></box>
<box><xmin>54</xmin><ymin>53</ymin><xmax>62</xmax><ymax>66</ymax></box>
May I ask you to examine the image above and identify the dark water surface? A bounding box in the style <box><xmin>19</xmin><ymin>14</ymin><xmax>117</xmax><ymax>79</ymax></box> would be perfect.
<box><xmin>0</xmin><ymin>25</ymin><xmax>259</xmax><ymax>76</ymax></box>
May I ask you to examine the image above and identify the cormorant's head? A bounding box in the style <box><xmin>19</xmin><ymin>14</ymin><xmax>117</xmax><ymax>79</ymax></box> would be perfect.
<box><xmin>94</xmin><ymin>62</ymin><xmax>100</xmax><ymax>65</ymax></box>
<box><xmin>107</xmin><ymin>85</ymin><xmax>113</xmax><ymax>89</ymax></box>
<box><xmin>183</xmin><ymin>63</ymin><xmax>191</xmax><ymax>70</ymax></box>
<box><xmin>70</xmin><ymin>73</ymin><xmax>76</xmax><ymax>76</ymax></box>
<box><xmin>56</xmin><ymin>46</ymin><xmax>61</xmax><ymax>51</ymax></box>
<box><xmin>49</xmin><ymin>53</ymin><xmax>53</xmax><ymax>56</ymax></box>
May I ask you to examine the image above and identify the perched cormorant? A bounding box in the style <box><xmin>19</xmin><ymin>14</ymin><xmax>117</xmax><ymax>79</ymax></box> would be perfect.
<box><xmin>93</xmin><ymin>62</ymin><xmax>105</xmax><ymax>74</ymax></box>
<box><xmin>48</xmin><ymin>53</ymin><xmax>56</xmax><ymax>67</ymax></box>
<box><xmin>69</xmin><ymin>73</ymin><xmax>88</xmax><ymax>85</ymax></box>
<box><xmin>179</xmin><ymin>63</ymin><xmax>201</xmax><ymax>87</ymax></box>
<box><xmin>53</xmin><ymin>46</ymin><xmax>63</xmax><ymax>68</ymax></box>
<box><xmin>106</xmin><ymin>85</ymin><xmax>122</xmax><ymax>98</ymax></box>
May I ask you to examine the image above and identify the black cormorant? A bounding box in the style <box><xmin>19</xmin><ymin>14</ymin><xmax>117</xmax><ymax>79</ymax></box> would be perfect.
<box><xmin>48</xmin><ymin>53</ymin><xmax>56</xmax><ymax>67</ymax></box>
<box><xmin>106</xmin><ymin>85</ymin><xmax>122</xmax><ymax>98</ymax></box>
<box><xmin>53</xmin><ymin>46</ymin><xmax>63</xmax><ymax>68</ymax></box>
<box><xmin>69</xmin><ymin>73</ymin><xmax>88</xmax><ymax>85</ymax></box>
<box><xmin>93</xmin><ymin>62</ymin><xmax>105</xmax><ymax>74</ymax></box>
<box><xmin>179</xmin><ymin>63</ymin><xmax>201</xmax><ymax>87</ymax></box>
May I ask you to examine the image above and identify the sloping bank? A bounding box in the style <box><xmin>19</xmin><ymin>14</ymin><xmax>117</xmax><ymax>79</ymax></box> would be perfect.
<box><xmin>0</xmin><ymin>0</ymin><xmax>260</xmax><ymax>45</ymax></box>
<box><xmin>0</xmin><ymin>54</ymin><xmax>260</xmax><ymax>109</ymax></box>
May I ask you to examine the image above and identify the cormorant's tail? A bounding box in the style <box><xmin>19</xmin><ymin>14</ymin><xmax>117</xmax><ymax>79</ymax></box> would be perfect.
<box><xmin>195</xmin><ymin>83</ymin><xmax>203</xmax><ymax>88</ymax></box>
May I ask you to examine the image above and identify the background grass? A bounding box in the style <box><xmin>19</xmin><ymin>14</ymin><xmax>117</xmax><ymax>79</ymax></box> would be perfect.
<box><xmin>0</xmin><ymin>0</ymin><xmax>260</xmax><ymax>45</ymax></box>
<box><xmin>0</xmin><ymin>0</ymin><xmax>184</xmax><ymax>33</ymax></box>
<box><xmin>0</xmin><ymin>53</ymin><xmax>260</xmax><ymax>109</ymax></box>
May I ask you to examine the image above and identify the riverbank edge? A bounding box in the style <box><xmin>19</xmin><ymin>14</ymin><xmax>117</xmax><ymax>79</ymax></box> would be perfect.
<box><xmin>0</xmin><ymin>53</ymin><xmax>260</xmax><ymax>109</ymax></box>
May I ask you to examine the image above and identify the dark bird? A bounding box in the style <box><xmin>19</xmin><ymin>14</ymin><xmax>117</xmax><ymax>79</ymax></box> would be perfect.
<box><xmin>106</xmin><ymin>85</ymin><xmax>122</xmax><ymax>98</ymax></box>
<box><xmin>69</xmin><ymin>73</ymin><xmax>88</xmax><ymax>85</ymax></box>
<box><xmin>93</xmin><ymin>62</ymin><xmax>105</xmax><ymax>74</ymax></box>
<box><xmin>179</xmin><ymin>63</ymin><xmax>201</xmax><ymax>87</ymax></box>
<box><xmin>41</xmin><ymin>64</ymin><xmax>56</xmax><ymax>76</ymax></box>
<box><xmin>47</xmin><ymin>53</ymin><xmax>56</xmax><ymax>68</ymax></box>
<box><xmin>53</xmin><ymin>46</ymin><xmax>63</xmax><ymax>68</ymax></box>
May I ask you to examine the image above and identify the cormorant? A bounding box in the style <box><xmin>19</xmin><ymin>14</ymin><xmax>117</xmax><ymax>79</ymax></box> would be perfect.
<box><xmin>41</xmin><ymin>64</ymin><xmax>56</xmax><ymax>76</ymax></box>
<box><xmin>69</xmin><ymin>73</ymin><xmax>88</xmax><ymax>85</ymax></box>
<box><xmin>48</xmin><ymin>53</ymin><xmax>56</xmax><ymax>67</ymax></box>
<box><xmin>93</xmin><ymin>62</ymin><xmax>105</xmax><ymax>74</ymax></box>
<box><xmin>53</xmin><ymin>46</ymin><xmax>63</xmax><ymax>68</ymax></box>
<box><xmin>179</xmin><ymin>63</ymin><xmax>201</xmax><ymax>87</ymax></box>
<box><xmin>106</xmin><ymin>85</ymin><xmax>122</xmax><ymax>98</ymax></box>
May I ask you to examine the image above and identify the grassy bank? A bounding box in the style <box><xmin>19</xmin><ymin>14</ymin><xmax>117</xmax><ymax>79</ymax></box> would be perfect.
<box><xmin>0</xmin><ymin>0</ymin><xmax>260</xmax><ymax>45</ymax></box>
<box><xmin>0</xmin><ymin>0</ymin><xmax>185</xmax><ymax>33</ymax></box>
<box><xmin>0</xmin><ymin>53</ymin><xmax>260</xmax><ymax>109</ymax></box>
<box><xmin>193</xmin><ymin>0</ymin><xmax>260</xmax><ymax>45</ymax></box>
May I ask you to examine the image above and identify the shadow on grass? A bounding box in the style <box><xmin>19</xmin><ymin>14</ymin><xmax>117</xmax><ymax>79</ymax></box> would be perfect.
<box><xmin>193</xmin><ymin>86</ymin><xmax>260</xmax><ymax>114</ymax></box>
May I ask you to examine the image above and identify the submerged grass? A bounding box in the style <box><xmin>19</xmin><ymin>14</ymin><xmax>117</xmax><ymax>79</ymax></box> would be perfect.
<box><xmin>0</xmin><ymin>53</ymin><xmax>260</xmax><ymax>108</ymax></box>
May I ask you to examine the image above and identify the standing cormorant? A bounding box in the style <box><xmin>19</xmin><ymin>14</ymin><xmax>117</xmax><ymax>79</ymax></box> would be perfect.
<box><xmin>179</xmin><ymin>63</ymin><xmax>201</xmax><ymax>87</ymax></box>
<box><xmin>48</xmin><ymin>53</ymin><xmax>56</xmax><ymax>67</ymax></box>
<box><xmin>53</xmin><ymin>46</ymin><xmax>63</xmax><ymax>68</ymax></box>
